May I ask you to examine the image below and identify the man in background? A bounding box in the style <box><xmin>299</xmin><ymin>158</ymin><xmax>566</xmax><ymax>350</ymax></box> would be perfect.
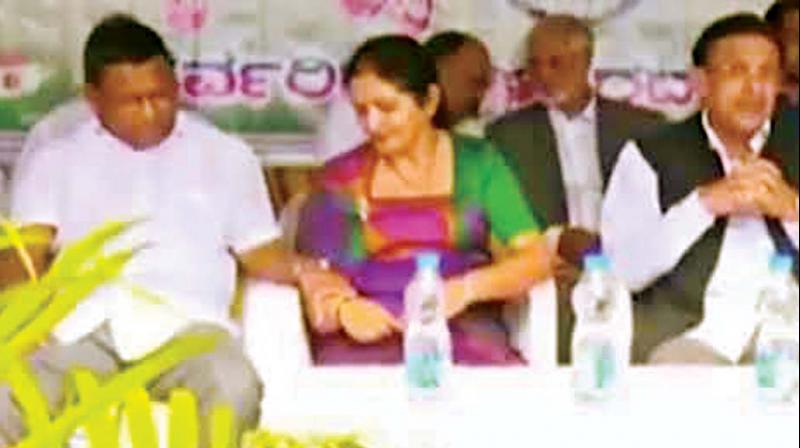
<box><xmin>487</xmin><ymin>14</ymin><xmax>664</xmax><ymax>363</ymax></box>
<box><xmin>766</xmin><ymin>0</ymin><xmax>799</xmax><ymax>106</ymax></box>
<box><xmin>424</xmin><ymin>31</ymin><xmax>493</xmax><ymax>136</ymax></box>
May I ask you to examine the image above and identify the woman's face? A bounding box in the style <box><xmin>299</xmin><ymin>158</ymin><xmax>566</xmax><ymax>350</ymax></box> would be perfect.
<box><xmin>349</xmin><ymin>70</ymin><xmax>438</xmax><ymax>157</ymax></box>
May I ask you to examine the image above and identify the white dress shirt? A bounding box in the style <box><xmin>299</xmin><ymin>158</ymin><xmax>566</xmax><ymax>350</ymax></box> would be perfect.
<box><xmin>602</xmin><ymin>111</ymin><xmax>799</xmax><ymax>362</ymax></box>
<box><xmin>547</xmin><ymin>98</ymin><xmax>603</xmax><ymax>232</ymax></box>
<box><xmin>11</xmin><ymin>112</ymin><xmax>280</xmax><ymax>360</ymax></box>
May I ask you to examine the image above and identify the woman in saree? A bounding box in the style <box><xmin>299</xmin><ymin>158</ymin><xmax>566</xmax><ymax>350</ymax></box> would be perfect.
<box><xmin>295</xmin><ymin>35</ymin><xmax>552</xmax><ymax>365</ymax></box>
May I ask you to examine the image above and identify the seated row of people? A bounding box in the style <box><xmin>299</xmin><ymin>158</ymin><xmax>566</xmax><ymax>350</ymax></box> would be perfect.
<box><xmin>302</xmin><ymin>10</ymin><xmax>798</xmax><ymax>366</ymax></box>
<box><xmin>0</xmin><ymin>5</ymin><xmax>797</xmax><ymax>447</ymax></box>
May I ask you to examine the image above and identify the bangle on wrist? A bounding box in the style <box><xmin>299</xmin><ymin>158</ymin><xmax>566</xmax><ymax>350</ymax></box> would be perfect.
<box><xmin>336</xmin><ymin>295</ymin><xmax>357</xmax><ymax>324</ymax></box>
<box><xmin>292</xmin><ymin>257</ymin><xmax>330</xmax><ymax>280</ymax></box>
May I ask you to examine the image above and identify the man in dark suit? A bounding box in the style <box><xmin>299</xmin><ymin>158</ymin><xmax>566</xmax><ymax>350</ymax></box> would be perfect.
<box><xmin>486</xmin><ymin>14</ymin><xmax>663</xmax><ymax>363</ymax></box>
<box><xmin>601</xmin><ymin>14</ymin><xmax>798</xmax><ymax>364</ymax></box>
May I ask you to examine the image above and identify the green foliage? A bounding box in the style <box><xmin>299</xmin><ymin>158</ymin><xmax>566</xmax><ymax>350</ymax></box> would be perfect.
<box><xmin>0</xmin><ymin>220</ymin><xmax>223</xmax><ymax>448</ymax></box>
<box><xmin>1</xmin><ymin>219</ymin><xmax>367</xmax><ymax>448</ymax></box>
<box><xmin>241</xmin><ymin>430</ymin><xmax>367</xmax><ymax>448</ymax></box>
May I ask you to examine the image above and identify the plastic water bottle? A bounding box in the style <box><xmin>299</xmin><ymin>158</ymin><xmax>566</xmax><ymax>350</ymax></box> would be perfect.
<box><xmin>404</xmin><ymin>252</ymin><xmax>452</xmax><ymax>401</ymax></box>
<box><xmin>570</xmin><ymin>253</ymin><xmax>632</xmax><ymax>401</ymax></box>
<box><xmin>755</xmin><ymin>253</ymin><xmax>799</xmax><ymax>403</ymax></box>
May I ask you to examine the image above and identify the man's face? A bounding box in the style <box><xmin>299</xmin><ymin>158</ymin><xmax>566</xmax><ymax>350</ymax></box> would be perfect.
<box><xmin>436</xmin><ymin>41</ymin><xmax>492</xmax><ymax>125</ymax></box>
<box><xmin>527</xmin><ymin>29</ymin><xmax>591</xmax><ymax>110</ymax></box>
<box><xmin>699</xmin><ymin>34</ymin><xmax>781</xmax><ymax>139</ymax></box>
<box><xmin>86</xmin><ymin>56</ymin><xmax>179</xmax><ymax>150</ymax></box>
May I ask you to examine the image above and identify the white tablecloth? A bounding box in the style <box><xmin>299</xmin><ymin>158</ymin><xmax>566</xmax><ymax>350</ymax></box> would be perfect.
<box><xmin>260</xmin><ymin>366</ymin><xmax>799</xmax><ymax>448</ymax></box>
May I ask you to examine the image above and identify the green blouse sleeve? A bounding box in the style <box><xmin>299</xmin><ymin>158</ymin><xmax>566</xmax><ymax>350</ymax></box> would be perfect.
<box><xmin>454</xmin><ymin>135</ymin><xmax>543</xmax><ymax>245</ymax></box>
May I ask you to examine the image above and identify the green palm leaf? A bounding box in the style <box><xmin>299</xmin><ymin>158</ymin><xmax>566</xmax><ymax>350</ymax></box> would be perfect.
<box><xmin>0</xmin><ymin>219</ymin><xmax>40</xmax><ymax>283</ymax></box>
<box><xmin>0</xmin><ymin>225</ymin><xmax>53</xmax><ymax>252</ymax></box>
<box><xmin>0</xmin><ymin>282</ymin><xmax>51</xmax><ymax>343</ymax></box>
<box><xmin>17</xmin><ymin>331</ymin><xmax>222</xmax><ymax>448</ymax></box>
<box><xmin>6</xmin><ymin>248</ymin><xmax>135</xmax><ymax>356</ymax></box>
<box><xmin>71</xmin><ymin>369</ymin><xmax>121</xmax><ymax>448</ymax></box>
<box><xmin>2</xmin><ymin>357</ymin><xmax>50</xmax><ymax>434</ymax></box>
<box><xmin>44</xmin><ymin>220</ymin><xmax>136</xmax><ymax>284</ymax></box>
<box><xmin>168</xmin><ymin>389</ymin><xmax>199</xmax><ymax>448</ymax></box>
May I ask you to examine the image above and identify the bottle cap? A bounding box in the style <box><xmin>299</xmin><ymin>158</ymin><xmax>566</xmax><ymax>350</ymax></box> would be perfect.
<box><xmin>584</xmin><ymin>253</ymin><xmax>611</xmax><ymax>272</ymax></box>
<box><xmin>769</xmin><ymin>253</ymin><xmax>793</xmax><ymax>274</ymax></box>
<box><xmin>416</xmin><ymin>252</ymin><xmax>441</xmax><ymax>271</ymax></box>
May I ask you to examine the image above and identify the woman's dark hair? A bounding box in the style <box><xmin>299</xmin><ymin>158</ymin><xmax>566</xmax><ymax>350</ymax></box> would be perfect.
<box><xmin>83</xmin><ymin>13</ymin><xmax>176</xmax><ymax>85</ymax></box>
<box><xmin>692</xmin><ymin>13</ymin><xmax>779</xmax><ymax>67</ymax></box>
<box><xmin>343</xmin><ymin>35</ymin><xmax>445</xmax><ymax>127</ymax></box>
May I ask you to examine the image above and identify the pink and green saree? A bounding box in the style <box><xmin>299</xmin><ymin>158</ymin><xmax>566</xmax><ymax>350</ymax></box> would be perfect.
<box><xmin>297</xmin><ymin>134</ymin><xmax>543</xmax><ymax>365</ymax></box>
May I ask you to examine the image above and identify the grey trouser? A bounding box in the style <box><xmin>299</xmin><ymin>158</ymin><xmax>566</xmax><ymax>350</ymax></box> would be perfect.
<box><xmin>648</xmin><ymin>335</ymin><xmax>756</xmax><ymax>365</ymax></box>
<box><xmin>0</xmin><ymin>324</ymin><xmax>262</xmax><ymax>448</ymax></box>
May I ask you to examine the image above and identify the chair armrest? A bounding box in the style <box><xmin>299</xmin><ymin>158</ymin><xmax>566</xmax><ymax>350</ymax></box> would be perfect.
<box><xmin>502</xmin><ymin>278</ymin><xmax>558</xmax><ymax>370</ymax></box>
<box><xmin>241</xmin><ymin>280</ymin><xmax>311</xmax><ymax>402</ymax></box>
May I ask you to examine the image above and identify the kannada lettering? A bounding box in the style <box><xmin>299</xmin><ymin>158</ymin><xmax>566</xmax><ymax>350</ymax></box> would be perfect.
<box><xmin>179</xmin><ymin>55</ymin><xmax>339</xmax><ymax>107</ymax></box>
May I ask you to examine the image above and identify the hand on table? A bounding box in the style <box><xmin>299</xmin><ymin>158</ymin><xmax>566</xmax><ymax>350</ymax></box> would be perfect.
<box><xmin>339</xmin><ymin>298</ymin><xmax>402</xmax><ymax>344</ymax></box>
<box><xmin>297</xmin><ymin>266</ymin><xmax>354</xmax><ymax>334</ymax></box>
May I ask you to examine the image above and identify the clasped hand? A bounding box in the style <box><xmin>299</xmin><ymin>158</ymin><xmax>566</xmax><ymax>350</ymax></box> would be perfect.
<box><xmin>700</xmin><ymin>155</ymin><xmax>798</xmax><ymax>221</ymax></box>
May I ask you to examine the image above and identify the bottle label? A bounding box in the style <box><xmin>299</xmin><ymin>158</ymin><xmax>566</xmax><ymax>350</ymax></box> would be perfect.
<box><xmin>574</xmin><ymin>338</ymin><xmax>616</xmax><ymax>394</ymax></box>
<box><xmin>406</xmin><ymin>347</ymin><xmax>444</xmax><ymax>390</ymax></box>
<box><xmin>420</xmin><ymin>293</ymin><xmax>438</xmax><ymax>325</ymax></box>
<box><xmin>756</xmin><ymin>339</ymin><xmax>799</xmax><ymax>401</ymax></box>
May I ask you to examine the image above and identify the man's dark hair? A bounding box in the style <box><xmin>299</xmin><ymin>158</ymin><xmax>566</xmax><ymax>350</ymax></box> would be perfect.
<box><xmin>766</xmin><ymin>0</ymin><xmax>799</xmax><ymax>29</ymax></box>
<box><xmin>424</xmin><ymin>31</ymin><xmax>485</xmax><ymax>62</ymax></box>
<box><xmin>692</xmin><ymin>13</ymin><xmax>780</xmax><ymax>67</ymax></box>
<box><xmin>83</xmin><ymin>14</ymin><xmax>176</xmax><ymax>85</ymax></box>
<box><xmin>528</xmin><ymin>14</ymin><xmax>595</xmax><ymax>62</ymax></box>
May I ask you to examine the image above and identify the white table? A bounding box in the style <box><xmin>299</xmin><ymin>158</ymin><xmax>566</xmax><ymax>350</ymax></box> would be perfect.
<box><xmin>260</xmin><ymin>367</ymin><xmax>799</xmax><ymax>448</ymax></box>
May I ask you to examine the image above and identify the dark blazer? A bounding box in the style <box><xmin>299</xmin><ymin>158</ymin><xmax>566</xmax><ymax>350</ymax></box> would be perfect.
<box><xmin>486</xmin><ymin>97</ymin><xmax>664</xmax><ymax>364</ymax></box>
<box><xmin>631</xmin><ymin>112</ymin><xmax>799</xmax><ymax>363</ymax></box>
<box><xmin>486</xmin><ymin>97</ymin><xmax>665</xmax><ymax>227</ymax></box>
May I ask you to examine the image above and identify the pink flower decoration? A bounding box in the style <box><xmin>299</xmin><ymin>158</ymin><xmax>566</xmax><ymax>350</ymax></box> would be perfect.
<box><xmin>393</xmin><ymin>0</ymin><xmax>434</xmax><ymax>35</ymax></box>
<box><xmin>165</xmin><ymin>0</ymin><xmax>209</xmax><ymax>34</ymax></box>
<box><xmin>340</xmin><ymin>0</ymin><xmax>386</xmax><ymax>18</ymax></box>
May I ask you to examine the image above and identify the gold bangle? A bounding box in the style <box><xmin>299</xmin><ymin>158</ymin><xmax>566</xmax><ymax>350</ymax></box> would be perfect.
<box><xmin>293</xmin><ymin>257</ymin><xmax>330</xmax><ymax>279</ymax></box>
<box><xmin>336</xmin><ymin>295</ymin><xmax>357</xmax><ymax>324</ymax></box>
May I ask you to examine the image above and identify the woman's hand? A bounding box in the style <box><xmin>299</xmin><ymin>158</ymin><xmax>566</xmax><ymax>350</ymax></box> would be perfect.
<box><xmin>338</xmin><ymin>298</ymin><xmax>402</xmax><ymax>344</ymax></box>
<box><xmin>444</xmin><ymin>276</ymin><xmax>473</xmax><ymax>319</ymax></box>
<box><xmin>297</xmin><ymin>266</ymin><xmax>355</xmax><ymax>334</ymax></box>
<box><xmin>443</xmin><ymin>231</ymin><xmax>552</xmax><ymax>318</ymax></box>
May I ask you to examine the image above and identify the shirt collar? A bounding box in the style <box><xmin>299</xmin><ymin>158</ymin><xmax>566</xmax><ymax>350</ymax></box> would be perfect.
<box><xmin>89</xmin><ymin>111</ymin><xmax>186</xmax><ymax>153</ymax></box>
<box><xmin>702</xmin><ymin>109</ymin><xmax>772</xmax><ymax>159</ymax></box>
<box><xmin>549</xmin><ymin>95</ymin><xmax>597</xmax><ymax>124</ymax></box>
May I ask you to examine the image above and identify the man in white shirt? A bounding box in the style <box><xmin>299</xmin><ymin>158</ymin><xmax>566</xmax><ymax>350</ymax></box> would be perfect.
<box><xmin>602</xmin><ymin>14</ymin><xmax>799</xmax><ymax>364</ymax></box>
<box><xmin>0</xmin><ymin>15</ymin><xmax>315</xmax><ymax>447</ymax></box>
<box><xmin>487</xmin><ymin>14</ymin><xmax>663</xmax><ymax>363</ymax></box>
<box><xmin>10</xmin><ymin>98</ymin><xmax>93</xmax><ymax>198</ymax></box>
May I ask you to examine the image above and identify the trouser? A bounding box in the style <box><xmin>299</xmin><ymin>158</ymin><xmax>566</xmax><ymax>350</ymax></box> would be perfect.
<box><xmin>0</xmin><ymin>323</ymin><xmax>262</xmax><ymax>448</ymax></box>
<box><xmin>647</xmin><ymin>334</ymin><xmax>757</xmax><ymax>365</ymax></box>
